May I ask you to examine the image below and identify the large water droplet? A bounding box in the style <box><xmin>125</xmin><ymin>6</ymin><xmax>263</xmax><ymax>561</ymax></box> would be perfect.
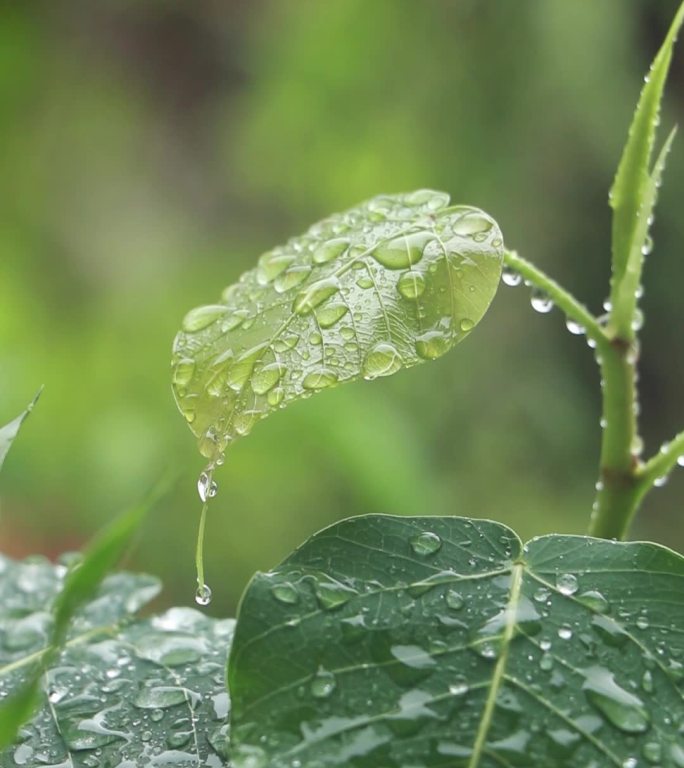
<box><xmin>530</xmin><ymin>290</ymin><xmax>554</xmax><ymax>314</ymax></box>
<box><xmin>172</xmin><ymin>359</ymin><xmax>195</xmax><ymax>391</ymax></box>
<box><xmin>293</xmin><ymin>278</ymin><xmax>340</xmax><ymax>314</ymax></box>
<box><xmin>251</xmin><ymin>363</ymin><xmax>285</xmax><ymax>395</ymax></box>
<box><xmin>410</xmin><ymin>531</ymin><xmax>442</xmax><ymax>556</ymax></box>
<box><xmin>372</xmin><ymin>231</ymin><xmax>432</xmax><ymax>269</ymax></box>
<box><xmin>197</xmin><ymin>472</ymin><xmax>217</xmax><ymax>503</ymax></box>
<box><xmin>577</xmin><ymin>590</ymin><xmax>609</xmax><ymax>613</ymax></box>
<box><xmin>274</xmin><ymin>265</ymin><xmax>312</xmax><ymax>293</ymax></box>
<box><xmin>583</xmin><ymin>666</ymin><xmax>650</xmax><ymax>734</ymax></box>
<box><xmin>556</xmin><ymin>573</ymin><xmax>579</xmax><ymax>596</ymax></box>
<box><xmin>451</xmin><ymin>212</ymin><xmax>493</xmax><ymax>236</ymax></box>
<box><xmin>310</xmin><ymin>668</ymin><xmax>336</xmax><ymax>699</ymax></box>
<box><xmin>195</xmin><ymin>584</ymin><xmax>212</xmax><ymax>606</ymax></box>
<box><xmin>397</xmin><ymin>270</ymin><xmax>426</xmax><ymax>299</ymax></box>
<box><xmin>302</xmin><ymin>369</ymin><xmax>338</xmax><ymax>390</ymax></box>
<box><xmin>502</xmin><ymin>268</ymin><xmax>522</xmax><ymax>287</ymax></box>
<box><xmin>313</xmin><ymin>238</ymin><xmax>349</xmax><ymax>265</ymax></box>
<box><xmin>362</xmin><ymin>343</ymin><xmax>403</xmax><ymax>379</ymax></box>
<box><xmin>315</xmin><ymin>302</ymin><xmax>349</xmax><ymax>328</ymax></box>
<box><xmin>182</xmin><ymin>305</ymin><xmax>228</xmax><ymax>333</ymax></box>
<box><xmin>415</xmin><ymin>330</ymin><xmax>450</xmax><ymax>360</ymax></box>
<box><xmin>271</xmin><ymin>582</ymin><xmax>299</xmax><ymax>605</ymax></box>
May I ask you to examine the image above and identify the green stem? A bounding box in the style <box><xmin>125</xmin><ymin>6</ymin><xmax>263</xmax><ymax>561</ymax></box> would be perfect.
<box><xmin>503</xmin><ymin>251</ymin><xmax>610</xmax><ymax>354</ymax></box>
<box><xmin>637</xmin><ymin>429</ymin><xmax>684</xmax><ymax>490</ymax></box>
<box><xmin>588</xmin><ymin>340</ymin><xmax>642</xmax><ymax>539</ymax></box>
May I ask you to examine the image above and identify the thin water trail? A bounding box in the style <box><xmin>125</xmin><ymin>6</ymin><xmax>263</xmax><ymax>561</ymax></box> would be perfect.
<box><xmin>194</xmin><ymin>466</ymin><xmax>218</xmax><ymax>606</ymax></box>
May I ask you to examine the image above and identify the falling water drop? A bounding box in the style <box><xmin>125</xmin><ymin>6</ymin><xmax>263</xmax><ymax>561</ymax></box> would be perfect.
<box><xmin>197</xmin><ymin>471</ymin><xmax>218</xmax><ymax>503</ymax></box>
<box><xmin>195</xmin><ymin>584</ymin><xmax>212</xmax><ymax>606</ymax></box>
<box><xmin>565</xmin><ymin>318</ymin><xmax>585</xmax><ymax>336</ymax></box>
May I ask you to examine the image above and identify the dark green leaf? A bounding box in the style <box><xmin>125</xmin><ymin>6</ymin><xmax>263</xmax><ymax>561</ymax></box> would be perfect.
<box><xmin>229</xmin><ymin>515</ymin><xmax>684</xmax><ymax>768</ymax></box>
<box><xmin>0</xmin><ymin>389</ymin><xmax>41</xmax><ymax>474</ymax></box>
<box><xmin>172</xmin><ymin>191</ymin><xmax>503</xmax><ymax>462</ymax></box>
<box><xmin>0</xmin><ymin>556</ymin><xmax>233</xmax><ymax>767</ymax></box>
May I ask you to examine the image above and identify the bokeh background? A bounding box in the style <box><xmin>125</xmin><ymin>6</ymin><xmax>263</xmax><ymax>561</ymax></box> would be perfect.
<box><xmin>1</xmin><ymin>1</ymin><xmax>683</xmax><ymax>616</ymax></box>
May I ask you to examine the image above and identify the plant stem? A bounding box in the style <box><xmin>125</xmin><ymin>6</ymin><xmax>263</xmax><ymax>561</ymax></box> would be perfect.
<box><xmin>503</xmin><ymin>251</ymin><xmax>610</xmax><ymax>354</ymax></box>
<box><xmin>637</xmin><ymin>430</ymin><xmax>684</xmax><ymax>489</ymax></box>
<box><xmin>588</xmin><ymin>339</ymin><xmax>642</xmax><ymax>539</ymax></box>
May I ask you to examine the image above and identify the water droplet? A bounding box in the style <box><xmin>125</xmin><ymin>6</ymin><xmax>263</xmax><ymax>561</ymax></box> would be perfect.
<box><xmin>310</xmin><ymin>668</ymin><xmax>336</xmax><ymax>699</ymax></box>
<box><xmin>530</xmin><ymin>289</ymin><xmax>554</xmax><ymax>313</ymax></box>
<box><xmin>654</xmin><ymin>475</ymin><xmax>668</xmax><ymax>488</ymax></box>
<box><xmin>271</xmin><ymin>582</ymin><xmax>299</xmax><ymax>605</ymax></box>
<box><xmin>134</xmin><ymin>686</ymin><xmax>188</xmax><ymax>709</ymax></box>
<box><xmin>448</xmin><ymin>678</ymin><xmax>469</xmax><ymax>696</ymax></box>
<box><xmin>257</xmin><ymin>250</ymin><xmax>295</xmax><ymax>284</ymax></box>
<box><xmin>583</xmin><ymin>666</ymin><xmax>650</xmax><ymax>733</ymax></box>
<box><xmin>314</xmin><ymin>579</ymin><xmax>357</xmax><ymax>610</ymax></box>
<box><xmin>636</xmin><ymin>615</ymin><xmax>649</xmax><ymax>630</ymax></box>
<box><xmin>577</xmin><ymin>590</ymin><xmax>609</xmax><ymax>613</ymax></box>
<box><xmin>677</xmin><ymin>455</ymin><xmax>684</xmax><ymax>468</ymax></box>
<box><xmin>533</xmin><ymin>587</ymin><xmax>550</xmax><ymax>603</ymax></box>
<box><xmin>195</xmin><ymin>584</ymin><xmax>212</xmax><ymax>606</ymax></box>
<box><xmin>397</xmin><ymin>270</ymin><xmax>426</xmax><ymax>299</ymax></box>
<box><xmin>643</xmin><ymin>742</ymin><xmax>662</xmax><ymax>763</ymax></box>
<box><xmin>502</xmin><ymin>268</ymin><xmax>522</xmax><ymax>287</ymax></box>
<box><xmin>445</xmin><ymin>590</ymin><xmax>464</xmax><ymax>611</ymax></box>
<box><xmin>405</xmin><ymin>189</ymin><xmax>450</xmax><ymax>209</ymax></box>
<box><xmin>460</xmin><ymin>318</ymin><xmax>475</xmax><ymax>332</ymax></box>
<box><xmin>410</xmin><ymin>531</ymin><xmax>442</xmax><ymax>556</ymax></box>
<box><xmin>182</xmin><ymin>305</ymin><xmax>228</xmax><ymax>333</ymax></box>
<box><xmin>566</xmin><ymin>318</ymin><xmax>585</xmax><ymax>336</ymax></box>
<box><xmin>641</xmin><ymin>670</ymin><xmax>654</xmax><ymax>693</ymax></box>
<box><xmin>172</xmin><ymin>359</ymin><xmax>195</xmax><ymax>391</ymax></box>
<box><xmin>355</xmin><ymin>274</ymin><xmax>374</xmax><ymax>289</ymax></box>
<box><xmin>556</xmin><ymin>573</ymin><xmax>579</xmax><ymax>596</ymax></box>
<box><xmin>316</xmin><ymin>302</ymin><xmax>349</xmax><ymax>328</ymax></box>
<box><xmin>251</xmin><ymin>363</ymin><xmax>285</xmax><ymax>395</ymax></box>
<box><xmin>362</xmin><ymin>343</ymin><xmax>403</xmax><ymax>379</ymax></box>
<box><xmin>267</xmin><ymin>387</ymin><xmax>284</xmax><ymax>407</ymax></box>
<box><xmin>451</xmin><ymin>212</ymin><xmax>493</xmax><ymax>236</ymax></box>
<box><xmin>197</xmin><ymin>472</ymin><xmax>217</xmax><ymax>503</ymax></box>
<box><xmin>313</xmin><ymin>238</ymin><xmax>349</xmax><ymax>264</ymax></box>
<box><xmin>372</xmin><ymin>231</ymin><xmax>432</xmax><ymax>269</ymax></box>
<box><xmin>558</xmin><ymin>625</ymin><xmax>573</xmax><ymax>640</ymax></box>
<box><xmin>415</xmin><ymin>330</ymin><xmax>450</xmax><ymax>360</ymax></box>
<box><xmin>302</xmin><ymin>368</ymin><xmax>338</xmax><ymax>390</ymax></box>
<box><xmin>293</xmin><ymin>278</ymin><xmax>340</xmax><ymax>314</ymax></box>
<box><xmin>274</xmin><ymin>265</ymin><xmax>312</xmax><ymax>293</ymax></box>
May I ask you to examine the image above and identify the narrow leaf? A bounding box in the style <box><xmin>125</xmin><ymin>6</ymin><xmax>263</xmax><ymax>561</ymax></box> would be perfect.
<box><xmin>229</xmin><ymin>514</ymin><xmax>684</xmax><ymax>768</ymax></box>
<box><xmin>0</xmin><ymin>389</ymin><xmax>41</xmax><ymax>474</ymax></box>
<box><xmin>609</xmin><ymin>1</ymin><xmax>684</xmax><ymax>335</ymax></box>
<box><xmin>172</xmin><ymin>191</ymin><xmax>504</xmax><ymax>462</ymax></box>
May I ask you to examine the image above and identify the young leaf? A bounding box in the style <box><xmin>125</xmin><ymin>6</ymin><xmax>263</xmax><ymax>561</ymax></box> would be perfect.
<box><xmin>172</xmin><ymin>191</ymin><xmax>504</xmax><ymax>462</ymax></box>
<box><xmin>229</xmin><ymin>515</ymin><xmax>684</xmax><ymax>768</ymax></box>
<box><xmin>0</xmin><ymin>556</ymin><xmax>233</xmax><ymax>767</ymax></box>
<box><xmin>0</xmin><ymin>389</ymin><xmax>41</xmax><ymax>474</ymax></box>
<box><xmin>608</xmin><ymin>1</ymin><xmax>684</xmax><ymax>338</ymax></box>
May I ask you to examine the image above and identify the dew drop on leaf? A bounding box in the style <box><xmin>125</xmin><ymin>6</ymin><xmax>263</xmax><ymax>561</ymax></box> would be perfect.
<box><xmin>410</xmin><ymin>531</ymin><xmax>442</xmax><ymax>556</ymax></box>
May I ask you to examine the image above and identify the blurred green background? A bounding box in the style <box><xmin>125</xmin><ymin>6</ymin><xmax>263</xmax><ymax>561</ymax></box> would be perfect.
<box><xmin>1</xmin><ymin>1</ymin><xmax>683</xmax><ymax>616</ymax></box>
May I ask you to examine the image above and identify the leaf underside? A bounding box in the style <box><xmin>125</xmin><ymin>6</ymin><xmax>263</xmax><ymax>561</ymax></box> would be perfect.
<box><xmin>0</xmin><ymin>556</ymin><xmax>233</xmax><ymax>768</ymax></box>
<box><xmin>228</xmin><ymin>515</ymin><xmax>684</xmax><ymax>768</ymax></box>
<box><xmin>172</xmin><ymin>190</ymin><xmax>503</xmax><ymax>463</ymax></box>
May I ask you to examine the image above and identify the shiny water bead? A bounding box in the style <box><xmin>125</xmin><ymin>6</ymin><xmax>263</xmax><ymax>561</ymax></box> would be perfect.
<box><xmin>502</xmin><ymin>267</ymin><xmax>522</xmax><ymax>287</ymax></box>
<box><xmin>313</xmin><ymin>238</ymin><xmax>349</xmax><ymax>265</ymax></box>
<box><xmin>372</xmin><ymin>231</ymin><xmax>433</xmax><ymax>269</ymax></box>
<box><xmin>530</xmin><ymin>289</ymin><xmax>554</xmax><ymax>313</ymax></box>
<box><xmin>195</xmin><ymin>583</ymin><xmax>212</xmax><ymax>606</ymax></box>
<box><xmin>182</xmin><ymin>305</ymin><xmax>227</xmax><ymax>333</ymax></box>
<box><xmin>362</xmin><ymin>343</ymin><xmax>403</xmax><ymax>379</ymax></box>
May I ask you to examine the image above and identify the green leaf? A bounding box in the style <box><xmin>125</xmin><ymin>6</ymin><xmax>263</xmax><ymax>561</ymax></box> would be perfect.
<box><xmin>608</xmin><ymin>1</ymin><xmax>684</xmax><ymax>338</ymax></box>
<box><xmin>0</xmin><ymin>555</ymin><xmax>233</xmax><ymax>767</ymax></box>
<box><xmin>229</xmin><ymin>515</ymin><xmax>684</xmax><ymax>768</ymax></box>
<box><xmin>172</xmin><ymin>191</ymin><xmax>504</xmax><ymax>462</ymax></box>
<box><xmin>0</xmin><ymin>483</ymin><xmax>161</xmax><ymax>749</ymax></box>
<box><xmin>0</xmin><ymin>389</ymin><xmax>41</xmax><ymax>474</ymax></box>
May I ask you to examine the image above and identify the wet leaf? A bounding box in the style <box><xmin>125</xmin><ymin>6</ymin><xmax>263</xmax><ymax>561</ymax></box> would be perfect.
<box><xmin>0</xmin><ymin>389</ymin><xmax>41</xmax><ymax>475</ymax></box>
<box><xmin>0</xmin><ymin>556</ymin><xmax>233</xmax><ymax>767</ymax></box>
<box><xmin>229</xmin><ymin>515</ymin><xmax>684</xmax><ymax>768</ymax></box>
<box><xmin>172</xmin><ymin>191</ymin><xmax>503</xmax><ymax>462</ymax></box>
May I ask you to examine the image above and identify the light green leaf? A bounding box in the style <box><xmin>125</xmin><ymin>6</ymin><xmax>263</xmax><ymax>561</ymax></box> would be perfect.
<box><xmin>0</xmin><ymin>555</ymin><xmax>233</xmax><ymax>767</ymax></box>
<box><xmin>0</xmin><ymin>389</ymin><xmax>41</xmax><ymax>475</ymax></box>
<box><xmin>229</xmin><ymin>514</ymin><xmax>684</xmax><ymax>768</ymax></box>
<box><xmin>172</xmin><ymin>191</ymin><xmax>503</xmax><ymax>462</ymax></box>
<box><xmin>608</xmin><ymin>1</ymin><xmax>684</xmax><ymax>338</ymax></box>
